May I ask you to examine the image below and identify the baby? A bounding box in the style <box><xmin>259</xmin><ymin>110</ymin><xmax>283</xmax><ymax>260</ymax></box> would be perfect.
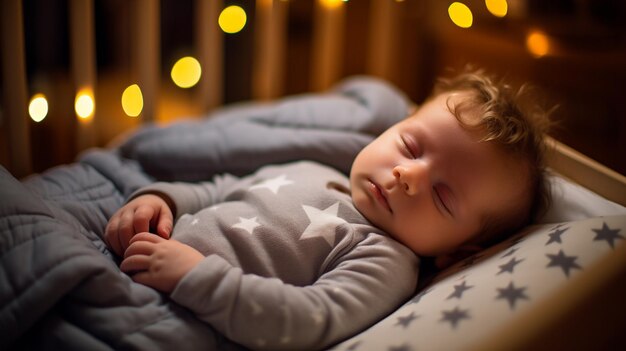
<box><xmin>105</xmin><ymin>69</ymin><xmax>549</xmax><ymax>350</ymax></box>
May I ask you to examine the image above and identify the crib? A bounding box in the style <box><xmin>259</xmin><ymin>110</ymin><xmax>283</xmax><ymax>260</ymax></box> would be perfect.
<box><xmin>1</xmin><ymin>1</ymin><xmax>626</xmax><ymax>350</ymax></box>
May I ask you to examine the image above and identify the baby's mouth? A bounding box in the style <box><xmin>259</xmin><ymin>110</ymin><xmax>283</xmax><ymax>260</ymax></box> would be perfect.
<box><xmin>368</xmin><ymin>179</ymin><xmax>392</xmax><ymax>214</ymax></box>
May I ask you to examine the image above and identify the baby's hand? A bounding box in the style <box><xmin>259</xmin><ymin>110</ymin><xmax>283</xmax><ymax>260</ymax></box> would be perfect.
<box><xmin>104</xmin><ymin>194</ymin><xmax>173</xmax><ymax>256</ymax></box>
<box><xmin>120</xmin><ymin>232</ymin><xmax>204</xmax><ymax>293</ymax></box>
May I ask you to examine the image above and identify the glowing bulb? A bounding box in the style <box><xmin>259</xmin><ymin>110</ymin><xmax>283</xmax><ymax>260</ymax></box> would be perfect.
<box><xmin>28</xmin><ymin>94</ymin><xmax>48</xmax><ymax>122</ymax></box>
<box><xmin>171</xmin><ymin>56</ymin><xmax>202</xmax><ymax>88</ymax></box>
<box><xmin>448</xmin><ymin>2</ymin><xmax>473</xmax><ymax>29</ymax></box>
<box><xmin>485</xmin><ymin>0</ymin><xmax>507</xmax><ymax>17</ymax></box>
<box><xmin>75</xmin><ymin>89</ymin><xmax>94</xmax><ymax>120</ymax></box>
<box><xmin>122</xmin><ymin>84</ymin><xmax>144</xmax><ymax>117</ymax></box>
<box><xmin>526</xmin><ymin>31</ymin><xmax>549</xmax><ymax>58</ymax></box>
<box><xmin>320</xmin><ymin>0</ymin><xmax>344</xmax><ymax>8</ymax></box>
<box><xmin>219</xmin><ymin>5</ymin><xmax>247</xmax><ymax>34</ymax></box>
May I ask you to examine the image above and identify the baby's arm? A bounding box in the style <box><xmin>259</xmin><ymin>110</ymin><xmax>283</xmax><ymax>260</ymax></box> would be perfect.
<box><xmin>169</xmin><ymin>234</ymin><xmax>419</xmax><ymax>350</ymax></box>
<box><xmin>104</xmin><ymin>194</ymin><xmax>174</xmax><ymax>256</ymax></box>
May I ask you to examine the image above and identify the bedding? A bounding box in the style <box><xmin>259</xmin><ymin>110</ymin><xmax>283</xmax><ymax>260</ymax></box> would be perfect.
<box><xmin>0</xmin><ymin>76</ymin><xmax>411</xmax><ymax>350</ymax></box>
<box><xmin>1</xmin><ymin>76</ymin><xmax>624</xmax><ymax>350</ymax></box>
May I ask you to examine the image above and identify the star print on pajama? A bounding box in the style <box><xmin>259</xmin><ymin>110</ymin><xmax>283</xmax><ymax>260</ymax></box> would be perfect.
<box><xmin>300</xmin><ymin>202</ymin><xmax>347</xmax><ymax>246</ymax></box>
<box><xmin>249</xmin><ymin>174</ymin><xmax>294</xmax><ymax>194</ymax></box>
<box><xmin>232</xmin><ymin>216</ymin><xmax>261</xmax><ymax>234</ymax></box>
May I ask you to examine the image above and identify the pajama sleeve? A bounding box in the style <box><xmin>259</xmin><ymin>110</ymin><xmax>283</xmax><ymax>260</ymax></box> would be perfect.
<box><xmin>128</xmin><ymin>173</ymin><xmax>241</xmax><ymax>219</ymax></box>
<box><xmin>169</xmin><ymin>233</ymin><xmax>419</xmax><ymax>350</ymax></box>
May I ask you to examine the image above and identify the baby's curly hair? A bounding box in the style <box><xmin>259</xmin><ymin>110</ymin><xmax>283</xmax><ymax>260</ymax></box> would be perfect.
<box><xmin>433</xmin><ymin>67</ymin><xmax>553</xmax><ymax>247</ymax></box>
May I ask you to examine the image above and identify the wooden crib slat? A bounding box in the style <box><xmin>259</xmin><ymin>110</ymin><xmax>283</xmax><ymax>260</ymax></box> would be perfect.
<box><xmin>366</xmin><ymin>0</ymin><xmax>401</xmax><ymax>81</ymax></box>
<box><xmin>132</xmin><ymin>0</ymin><xmax>160</xmax><ymax>122</ymax></box>
<box><xmin>252</xmin><ymin>0</ymin><xmax>288</xmax><ymax>100</ymax></box>
<box><xmin>311</xmin><ymin>0</ymin><xmax>346</xmax><ymax>92</ymax></box>
<box><xmin>195</xmin><ymin>0</ymin><xmax>224</xmax><ymax>112</ymax></box>
<box><xmin>69</xmin><ymin>0</ymin><xmax>97</xmax><ymax>151</ymax></box>
<box><xmin>1</xmin><ymin>0</ymin><xmax>32</xmax><ymax>178</ymax></box>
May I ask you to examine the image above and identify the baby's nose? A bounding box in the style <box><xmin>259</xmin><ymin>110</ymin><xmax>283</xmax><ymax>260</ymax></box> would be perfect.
<box><xmin>393</xmin><ymin>163</ymin><xmax>429</xmax><ymax>195</ymax></box>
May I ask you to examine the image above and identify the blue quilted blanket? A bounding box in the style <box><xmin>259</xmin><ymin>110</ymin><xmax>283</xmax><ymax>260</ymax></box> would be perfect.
<box><xmin>0</xmin><ymin>77</ymin><xmax>410</xmax><ymax>350</ymax></box>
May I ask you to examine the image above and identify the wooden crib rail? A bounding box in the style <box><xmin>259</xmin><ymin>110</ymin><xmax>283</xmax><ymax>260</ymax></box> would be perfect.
<box><xmin>546</xmin><ymin>137</ymin><xmax>626</xmax><ymax>206</ymax></box>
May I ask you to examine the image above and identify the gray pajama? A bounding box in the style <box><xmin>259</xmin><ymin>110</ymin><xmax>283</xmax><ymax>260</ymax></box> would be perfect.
<box><xmin>132</xmin><ymin>161</ymin><xmax>419</xmax><ymax>350</ymax></box>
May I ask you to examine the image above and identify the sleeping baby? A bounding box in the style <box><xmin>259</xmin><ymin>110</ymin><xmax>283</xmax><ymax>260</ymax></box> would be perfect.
<box><xmin>104</xmin><ymin>68</ymin><xmax>550</xmax><ymax>350</ymax></box>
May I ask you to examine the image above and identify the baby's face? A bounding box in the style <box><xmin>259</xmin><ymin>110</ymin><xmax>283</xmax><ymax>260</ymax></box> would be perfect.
<box><xmin>350</xmin><ymin>91</ymin><xmax>528</xmax><ymax>256</ymax></box>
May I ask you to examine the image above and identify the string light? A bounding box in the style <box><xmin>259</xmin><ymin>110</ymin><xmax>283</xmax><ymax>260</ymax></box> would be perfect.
<box><xmin>448</xmin><ymin>2</ymin><xmax>473</xmax><ymax>28</ymax></box>
<box><xmin>28</xmin><ymin>93</ymin><xmax>48</xmax><ymax>122</ymax></box>
<box><xmin>486</xmin><ymin>0</ymin><xmax>508</xmax><ymax>17</ymax></box>
<box><xmin>121</xmin><ymin>84</ymin><xmax>144</xmax><ymax>117</ymax></box>
<box><xmin>526</xmin><ymin>30</ymin><xmax>549</xmax><ymax>58</ymax></box>
<box><xmin>319</xmin><ymin>0</ymin><xmax>345</xmax><ymax>9</ymax></box>
<box><xmin>75</xmin><ymin>88</ymin><xmax>94</xmax><ymax>120</ymax></box>
<box><xmin>171</xmin><ymin>56</ymin><xmax>202</xmax><ymax>88</ymax></box>
<box><xmin>219</xmin><ymin>5</ymin><xmax>247</xmax><ymax>34</ymax></box>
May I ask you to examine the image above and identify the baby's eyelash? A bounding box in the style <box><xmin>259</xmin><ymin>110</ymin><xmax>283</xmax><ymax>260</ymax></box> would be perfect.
<box><xmin>401</xmin><ymin>137</ymin><xmax>416</xmax><ymax>159</ymax></box>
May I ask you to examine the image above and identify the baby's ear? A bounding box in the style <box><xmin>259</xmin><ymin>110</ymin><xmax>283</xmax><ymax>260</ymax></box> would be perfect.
<box><xmin>434</xmin><ymin>244</ymin><xmax>483</xmax><ymax>270</ymax></box>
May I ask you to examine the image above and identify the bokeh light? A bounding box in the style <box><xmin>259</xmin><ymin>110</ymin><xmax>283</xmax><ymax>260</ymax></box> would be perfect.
<box><xmin>171</xmin><ymin>56</ymin><xmax>202</xmax><ymax>88</ymax></box>
<box><xmin>448</xmin><ymin>2</ymin><xmax>473</xmax><ymax>29</ymax></box>
<box><xmin>28</xmin><ymin>93</ymin><xmax>48</xmax><ymax>122</ymax></box>
<box><xmin>219</xmin><ymin>5</ymin><xmax>247</xmax><ymax>34</ymax></box>
<box><xmin>75</xmin><ymin>89</ymin><xmax>94</xmax><ymax>120</ymax></box>
<box><xmin>122</xmin><ymin>84</ymin><xmax>144</xmax><ymax>117</ymax></box>
<box><xmin>485</xmin><ymin>0</ymin><xmax>507</xmax><ymax>17</ymax></box>
<box><xmin>526</xmin><ymin>30</ymin><xmax>549</xmax><ymax>58</ymax></box>
<box><xmin>320</xmin><ymin>0</ymin><xmax>345</xmax><ymax>9</ymax></box>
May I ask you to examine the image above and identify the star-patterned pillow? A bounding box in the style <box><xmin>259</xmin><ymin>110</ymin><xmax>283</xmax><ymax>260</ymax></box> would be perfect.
<box><xmin>331</xmin><ymin>214</ymin><xmax>626</xmax><ymax>351</ymax></box>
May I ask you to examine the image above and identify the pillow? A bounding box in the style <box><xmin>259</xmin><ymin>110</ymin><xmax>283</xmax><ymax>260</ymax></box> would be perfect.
<box><xmin>537</xmin><ymin>172</ymin><xmax>626</xmax><ymax>224</ymax></box>
<box><xmin>331</xmin><ymin>214</ymin><xmax>626</xmax><ymax>351</ymax></box>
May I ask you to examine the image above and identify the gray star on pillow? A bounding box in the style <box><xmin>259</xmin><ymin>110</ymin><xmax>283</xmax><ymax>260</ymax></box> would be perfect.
<box><xmin>388</xmin><ymin>344</ymin><xmax>412</xmax><ymax>351</ymax></box>
<box><xmin>592</xmin><ymin>222</ymin><xmax>624</xmax><ymax>249</ymax></box>
<box><xmin>440</xmin><ymin>306</ymin><xmax>470</xmax><ymax>329</ymax></box>
<box><xmin>395</xmin><ymin>312</ymin><xmax>418</xmax><ymax>328</ymax></box>
<box><xmin>546</xmin><ymin>249</ymin><xmax>582</xmax><ymax>278</ymax></box>
<box><xmin>496</xmin><ymin>281</ymin><xmax>529</xmax><ymax>310</ymax></box>
<box><xmin>497</xmin><ymin>256</ymin><xmax>524</xmax><ymax>275</ymax></box>
<box><xmin>546</xmin><ymin>226</ymin><xmax>569</xmax><ymax>245</ymax></box>
<box><xmin>447</xmin><ymin>281</ymin><xmax>473</xmax><ymax>300</ymax></box>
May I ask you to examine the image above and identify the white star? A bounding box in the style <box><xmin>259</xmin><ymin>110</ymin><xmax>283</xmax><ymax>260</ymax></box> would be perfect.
<box><xmin>232</xmin><ymin>216</ymin><xmax>261</xmax><ymax>234</ymax></box>
<box><xmin>249</xmin><ymin>300</ymin><xmax>264</xmax><ymax>316</ymax></box>
<box><xmin>311</xmin><ymin>310</ymin><xmax>325</xmax><ymax>325</ymax></box>
<box><xmin>249</xmin><ymin>174</ymin><xmax>293</xmax><ymax>194</ymax></box>
<box><xmin>299</xmin><ymin>202</ymin><xmax>347</xmax><ymax>246</ymax></box>
<box><xmin>191</xmin><ymin>218</ymin><xmax>199</xmax><ymax>226</ymax></box>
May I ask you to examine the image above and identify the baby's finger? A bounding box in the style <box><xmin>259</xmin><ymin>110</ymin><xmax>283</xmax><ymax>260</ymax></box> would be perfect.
<box><xmin>104</xmin><ymin>215</ymin><xmax>122</xmax><ymax>255</ymax></box>
<box><xmin>156</xmin><ymin>206</ymin><xmax>174</xmax><ymax>239</ymax></box>
<box><xmin>118</xmin><ymin>210</ymin><xmax>136</xmax><ymax>252</ymax></box>
<box><xmin>120</xmin><ymin>254</ymin><xmax>150</xmax><ymax>273</ymax></box>
<box><xmin>123</xmin><ymin>240</ymin><xmax>155</xmax><ymax>259</ymax></box>
<box><xmin>133</xmin><ymin>205</ymin><xmax>155</xmax><ymax>234</ymax></box>
<box><xmin>129</xmin><ymin>231</ymin><xmax>165</xmax><ymax>245</ymax></box>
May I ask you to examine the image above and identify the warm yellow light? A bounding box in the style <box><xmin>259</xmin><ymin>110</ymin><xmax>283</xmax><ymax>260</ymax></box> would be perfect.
<box><xmin>218</xmin><ymin>5</ymin><xmax>247</xmax><ymax>34</ymax></box>
<box><xmin>448</xmin><ymin>2</ymin><xmax>473</xmax><ymax>28</ymax></box>
<box><xmin>526</xmin><ymin>31</ymin><xmax>549</xmax><ymax>58</ymax></box>
<box><xmin>320</xmin><ymin>0</ymin><xmax>345</xmax><ymax>8</ymax></box>
<box><xmin>171</xmin><ymin>56</ymin><xmax>202</xmax><ymax>88</ymax></box>
<box><xmin>75</xmin><ymin>89</ymin><xmax>94</xmax><ymax>119</ymax></box>
<box><xmin>485</xmin><ymin>0</ymin><xmax>507</xmax><ymax>17</ymax></box>
<box><xmin>28</xmin><ymin>93</ymin><xmax>48</xmax><ymax>122</ymax></box>
<box><xmin>121</xmin><ymin>84</ymin><xmax>144</xmax><ymax>117</ymax></box>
